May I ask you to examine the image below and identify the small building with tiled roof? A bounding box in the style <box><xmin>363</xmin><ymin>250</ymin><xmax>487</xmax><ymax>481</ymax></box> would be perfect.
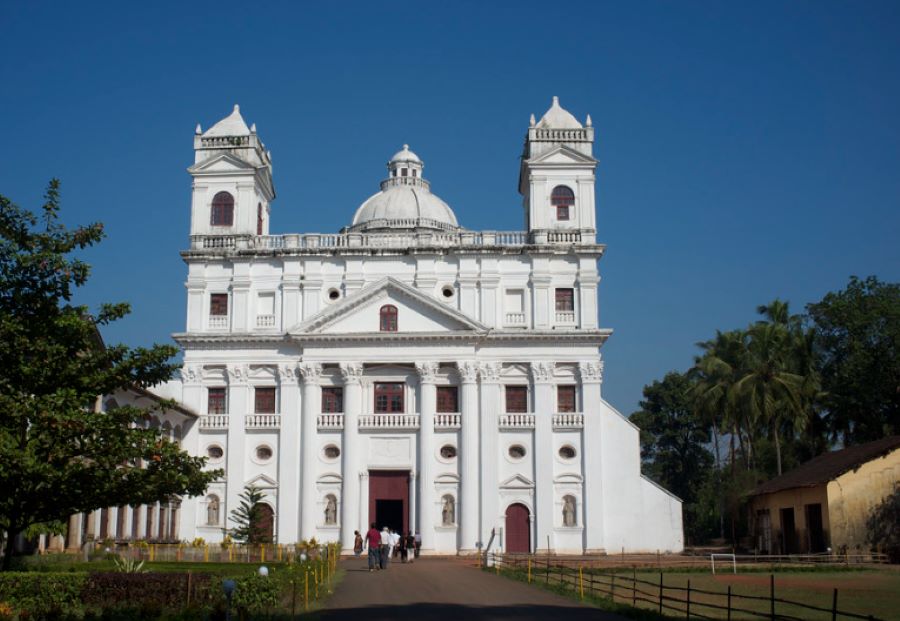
<box><xmin>747</xmin><ymin>436</ymin><xmax>900</xmax><ymax>555</ymax></box>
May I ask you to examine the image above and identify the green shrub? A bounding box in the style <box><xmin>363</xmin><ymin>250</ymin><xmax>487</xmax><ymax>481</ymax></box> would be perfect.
<box><xmin>232</xmin><ymin>574</ymin><xmax>280</xmax><ymax>614</ymax></box>
<box><xmin>0</xmin><ymin>572</ymin><xmax>86</xmax><ymax>618</ymax></box>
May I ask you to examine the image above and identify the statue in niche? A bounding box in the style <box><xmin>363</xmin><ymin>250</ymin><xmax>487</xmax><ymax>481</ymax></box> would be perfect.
<box><xmin>563</xmin><ymin>495</ymin><xmax>576</xmax><ymax>527</ymax></box>
<box><xmin>441</xmin><ymin>495</ymin><xmax>455</xmax><ymax>526</ymax></box>
<box><xmin>324</xmin><ymin>495</ymin><xmax>337</xmax><ymax>525</ymax></box>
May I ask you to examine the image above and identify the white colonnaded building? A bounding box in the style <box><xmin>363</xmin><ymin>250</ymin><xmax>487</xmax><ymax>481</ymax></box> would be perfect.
<box><xmin>153</xmin><ymin>98</ymin><xmax>682</xmax><ymax>555</ymax></box>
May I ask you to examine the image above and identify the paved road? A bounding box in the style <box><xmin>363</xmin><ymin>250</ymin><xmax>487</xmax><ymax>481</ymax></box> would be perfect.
<box><xmin>316</xmin><ymin>557</ymin><xmax>625</xmax><ymax>620</ymax></box>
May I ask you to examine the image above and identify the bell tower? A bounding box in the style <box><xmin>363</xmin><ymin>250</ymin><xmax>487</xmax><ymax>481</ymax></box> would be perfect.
<box><xmin>518</xmin><ymin>97</ymin><xmax>597</xmax><ymax>242</ymax></box>
<box><xmin>188</xmin><ymin>105</ymin><xmax>275</xmax><ymax>238</ymax></box>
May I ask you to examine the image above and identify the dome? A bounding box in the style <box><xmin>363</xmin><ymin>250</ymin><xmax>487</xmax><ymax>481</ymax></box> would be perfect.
<box><xmin>537</xmin><ymin>96</ymin><xmax>582</xmax><ymax>129</ymax></box>
<box><xmin>203</xmin><ymin>104</ymin><xmax>251</xmax><ymax>137</ymax></box>
<box><xmin>348</xmin><ymin>145</ymin><xmax>459</xmax><ymax>232</ymax></box>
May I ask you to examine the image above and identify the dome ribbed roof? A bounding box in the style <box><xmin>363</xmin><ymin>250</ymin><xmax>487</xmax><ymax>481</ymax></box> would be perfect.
<box><xmin>390</xmin><ymin>144</ymin><xmax>421</xmax><ymax>163</ymax></box>
<box><xmin>203</xmin><ymin>105</ymin><xmax>251</xmax><ymax>136</ymax></box>
<box><xmin>537</xmin><ymin>96</ymin><xmax>582</xmax><ymax>129</ymax></box>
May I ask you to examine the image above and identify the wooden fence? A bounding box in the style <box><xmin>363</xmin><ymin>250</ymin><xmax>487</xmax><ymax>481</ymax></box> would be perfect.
<box><xmin>487</xmin><ymin>553</ymin><xmax>883</xmax><ymax>621</ymax></box>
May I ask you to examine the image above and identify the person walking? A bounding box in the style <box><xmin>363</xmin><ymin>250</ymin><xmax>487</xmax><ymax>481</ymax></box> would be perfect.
<box><xmin>414</xmin><ymin>531</ymin><xmax>422</xmax><ymax>558</ymax></box>
<box><xmin>405</xmin><ymin>531</ymin><xmax>416</xmax><ymax>564</ymax></box>
<box><xmin>365</xmin><ymin>523</ymin><xmax>381</xmax><ymax>572</ymax></box>
<box><xmin>389</xmin><ymin>528</ymin><xmax>400</xmax><ymax>560</ymax></box>
<box><xmin>398</xmin><ymin>529</ymin><xmax>408</xmax><ymax>563</ymax></box>
<box><xmin>379</xmin><ymin>526</ymin><xmax>391</xmax><ymax>569</ymax></box>
<box><xmin>353</xmin><ymin>530</ymin><xmax>364</xmax><ymax>558</ymax></box>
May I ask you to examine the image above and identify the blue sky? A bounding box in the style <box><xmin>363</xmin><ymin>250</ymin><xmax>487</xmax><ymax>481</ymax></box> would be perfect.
<box><xmin>1</xmin><ymin>1</ymin><xmax>898</xmax><ymax>413</ymax></box>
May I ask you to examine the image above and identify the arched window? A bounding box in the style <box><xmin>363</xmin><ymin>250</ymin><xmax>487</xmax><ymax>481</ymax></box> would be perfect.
<box><xmin>562</xmin><ymin>495</ymin><xmax>577</xmax><ymax>527</ymax></box>
<box><xmin>441</xmin><ymin>495</ymin><xmax>456</xmax><ymax>526</ymax></box>
<box><xmin>211</xmin><ymin>192</ymin><xmax>234</xmax><ymax>226</ymax></box>
<box><xmin>379</xmin><ymin>304</ymin><xmax>398</xmax><ymax>332</ymax></box>
<box><xmin>324</xmin><ymin>494</ymin><xmax>338</xmax><ymax>525</ymax></box>
<box><xmin>551</xmin><ymin>186</ymin><xmax>574</xmax><ymax>221</ymax></box>
<box><xmin>206</xmin><ymin>494</ymin><xmax>220</xmax><ymax>526</ymax></box>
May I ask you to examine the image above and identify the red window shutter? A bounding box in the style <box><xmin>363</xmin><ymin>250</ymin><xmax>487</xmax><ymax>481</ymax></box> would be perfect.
<box><xmin>437</xmin><ymin>386</ymin><xmax>459</xmax><ymax>413</ymax></box>
<box><xmin>557</xmin><ymin>386</ymin><xmax>576</xmax><ymax>413</ymax></box>
<box><xmin>257</xmin><ymin>203</ymin><xmax>263</xmax><ymax>235</ymax></box>
<box><xmin>255</xmin><ymin>387</ymin><xmax>276</xmax><ymax>413</ymax></box>
<box><xmin>210</xmin><ymin>294</ymin><xmax>228</xmax><ymax>316</ymax></box>
<box><xmin>505</xmin><ymin>386</ymin><xmax>527</xmax><ymax>413</ymax></box>
<box><xmin>555</xmin><ymin>289</ymin><xmax>574</xmax><ymax>312</ymax></box>
<box><xmin>211</xmin><ymin>192</ymin><xmax>235</xmax><ymax>227</ymax></box>
<box><xmin>380</xmin><ymin>305</ymin><xmax>398</xmax><ymax>332</ymax></box>
<box><xmin>556</xmin><ymin>205</ymin><xmax>570</xmax><ymax>220</ymax></box>
<box><xmin>375</xmin><ymin>383</ymin><xmax>404</xmax><ymax>413</ymax></box>
<box><xmin>208</xmin><ymin>388</ymin><xmax>226</xmax><ymax>414</ymax></box>
<box><xmin>322</xmin><ymin>387</ymin><xmax>343</xmax><ymax>413</ymax></box>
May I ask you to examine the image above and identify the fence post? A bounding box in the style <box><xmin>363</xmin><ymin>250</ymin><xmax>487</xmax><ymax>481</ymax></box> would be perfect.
<box><xmin>546</xmin><ymin>558</ymin><xmax>550</xmax><ymax>584</ymax></box>
<box><xmin>770</xmin><ymin>574</ymin><xmax>775</xmax><ymax>620</ymax></box>
<box><xmin>528</xmin><ymin>557</ymin><xmax>532</xmax><ymax>583</ymax></box>
<box><xmin>611</xmin><ymin>574</ymin><xmax>616</xmax><ymax>602</ymax></box>
<box><xmin>686</xmin><ymin>579</ymin><xmax>691</xmax><ymax>619</ymax></box>
<box><xmin>579</xmin><ymin>566</ymin><xmax>584</xmax><ymax>600</ymax></box>
<box><xmin>727</xmin><ymin>585</ymin><xmax>732</xmax><ymax>621</ymax></box>
<box><xmin>186</xmin><ymin>571</ymin><xmax>192</xmax><ymax>607</ymax></box>
<box><xmin>831</xmin><ymin>588</ymin><xmax>837</xmax><ymax>621</ymax></box>
<box><xmin>659</xmin><ymin>572</ymin><xmax>663</xmax><ymax>615</ymax></box>
<box><xmin>304</xmin><ymin>570</ymin><xmax>309</xmax><ymax>612</ymax></box>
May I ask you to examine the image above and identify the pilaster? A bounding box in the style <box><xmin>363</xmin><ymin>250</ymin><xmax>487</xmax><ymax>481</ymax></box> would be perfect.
<box><xmin>299</xmin><ymin>362</ymin><xmax>323</xmax><ymax>540</ymax></box>
<box><xmin>359</xmin><ymin>471</ymin><xmax>370</xmax><ymax>533</ymax></box>
<box><xmin>277</xmin><ymin>363</ymin><xmax>301</xmax><ymax>543</ymax></box>
<box><xmin>416</xmin><ymin>361</ymin><xmax>438</xmax><ymax>552</ymax></box>
<box><xmin>478</xmin><ymin>361</ymin><xmax>501</xmax><ymax>549</ymax></box>
<box><xmin>339</xmin><ymin>362</ymin><xmax>364</xmax><ymax>551</ymax></box>
<box><xmin>532</xmin><ymin>361</ymin><xmax>556</xmax><ymax>553</ymax></box>
<box><xmin>457</xmin><ymin>360</ymin><xmax>479</xmax><ymax>553</ymax></box>
<box><xmin>179</xmin><ymin>364</ymin><xmax>203</xmax><ymax>541</ymax></box>
<box><xmin>580</xmin><ymin>359</ymin><xmax>605</xmax><ymax>553</ymax></box>
<box><xmin>225</xmin><ymin>364</ymin><xmax>249</xmax><ymax>528</ymax></box>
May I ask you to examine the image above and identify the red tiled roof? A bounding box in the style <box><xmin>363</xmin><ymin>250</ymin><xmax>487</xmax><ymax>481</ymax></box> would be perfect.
<box><xmin>749</xmin><ymin>435</ymin><xmax>900</xmax><ymax>496</ymax></box>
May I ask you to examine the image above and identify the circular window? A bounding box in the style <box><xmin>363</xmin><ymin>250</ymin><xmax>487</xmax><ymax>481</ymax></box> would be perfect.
<box><xmin>558</xmin><ymin>445</ymin><xmax>577</xmax><ymax>460</ymax></box>
<box><xmin>328</xmin><ymin>289</ymin><xmax>340</xmax><ymax>301</ymax></box>
<box><xmin>441</xmin><ymin>286</ymin><xmax>454</xmax><ymax>299</ymax></box>
<box><xmin>508</xmin><ymin>444</ymin><xmax>527</xmax><ymax>460</ymax></box>
<box><xmin>440</xmin><ymin>445</ymin><xmax>457</xmax><ymax>459</ymax></box>
<box><xmin>323</xmin><ymin>445</ymin><xmax>341</xmax><ymax>460</ymax></box>
<box><xmin>255</xmin><ymin>445</ymin><xmax>273</xmax><ymax>462</ymax></box>
<box><xmin>207</xmin><ymin>445</ymin><xmax>224</xmax><ymax>460</ymax></box>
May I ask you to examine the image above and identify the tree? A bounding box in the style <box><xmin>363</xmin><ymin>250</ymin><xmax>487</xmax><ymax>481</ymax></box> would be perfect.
<box><xmin>229</xmin><ymin>484</ymin><xmax>270</xmax><ymax>544</ymax></box>
<box><xmin>0</xmin><ymin>181</ymin><xmax>220</xmax><ymax>569</ymax></box>
<box><xmin>807</xmin><ymin>276</ymin><xmax>900</xmax><ymax>444</ymax></box>
<box><xmin>867</xmin><ymin>484</ymin><xmax>900</xmax><ymax>563</ymax></box>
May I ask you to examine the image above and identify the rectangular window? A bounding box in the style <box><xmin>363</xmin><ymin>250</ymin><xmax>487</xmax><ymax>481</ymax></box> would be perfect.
<box><xmin>557</xmin><ymin>385</ymin><xmax>577</xmax><ymax>412</ymax></box>
<box><xmin>505</xmin><ymin>385</ymin><xmax>527</xmax><ymax>413</ymax></box>
<box><xmin>555</xmin><ymin>288</ymin><xmax>574</xmax><ymax>312</ymax></box>
<box><xmin>374</xmin><ymin>382</ymin><xmax>404</xmax><ymax>413</ymax></box>
<box><xmin>322</xmin><ymin>387</ymin><xmax>343</xmax><ymax>413</ymax></box>
<box><xmin>557</xmin><ymin>205</ymin><xmax>570</xmax><ymax>220</ymax></box>
<box><xmin>210</xmin><ymin>293</ymin><xmax>228</xmax><ymax>316</ymax></box>
<box><xmin>254</xmin><ymin>387</ymin><xmax>276</xmax><ymax>413</ymax></box>
<box><xmin>208</xmin><ymin>387</ymin><xmax>226</xmax><ymax>414</ymax></box>
<box><xmin>437</xmin><ymin>386</ymin><xmax>459</xmax><ymax>413</ymax></box>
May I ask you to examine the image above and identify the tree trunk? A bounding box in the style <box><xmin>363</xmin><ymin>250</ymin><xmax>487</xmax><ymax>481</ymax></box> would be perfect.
<box><xmin>774</xmin><ymin>424</ymin><xmax>783</xmax><ymax>476</ymax></box>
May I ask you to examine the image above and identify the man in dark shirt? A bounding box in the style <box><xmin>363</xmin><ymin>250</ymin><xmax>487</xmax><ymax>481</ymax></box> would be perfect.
<box><xmin>365</xmin><ymin>523</ymin><xmax>381</xmax><ymax>572</ymax></box>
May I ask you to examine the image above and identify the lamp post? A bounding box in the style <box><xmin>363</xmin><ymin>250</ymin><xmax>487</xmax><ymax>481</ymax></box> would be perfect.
<box><xmin>222</xmin><ymin>579</ymin><xmax>236</xmax><ymax>621</ymax></box>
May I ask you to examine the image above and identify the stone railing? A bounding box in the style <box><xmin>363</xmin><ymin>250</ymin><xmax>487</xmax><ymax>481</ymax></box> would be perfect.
<box><xmin>256</xmin><ymin>314</ymin><xmax>275</xmax><ymax>328</ymax></box>
<box><xmin>199</xmin><ymin>414</ymin><xmax>229</xmax><ymax>430</ymax></box>
<box><xmin>208</xmin><ymin>315</ymin><xmax>229</xmax><ymax>330</ymax></box>
<box><xmin>200</xmin><ymin>135</ymin><xmax>250</xmax><ymax>148</ymax></box>
<box><xmin>555</xmin><ymin>311</ymin><xmax>576</xmax><ymax>325</ymax></box>
<box><xmin>531</xmin><ymin>127</ymin><xmax>591</xmax><ymax>142</ymax></box>
<box><xmin>359</xmin><ymin>414</ymin><xmax>420</xmax><ymax>429</ymax></box>
<box><xmin>552</xmin><ymin>412</ymin><xmax>584</xmax><ymax>429</ymax></box>
<box><xmin>317</xmin><ymin>413</ymin><xmax>344</xmax><ymax>430</ymax></box>
<box><xmin>499</xmin><ymin>413</ymin><xmax>535</xmax><ymax>429</ymax></box>
<box><xmin>244</xmin><ymin>414</ymin><xmax>281</xmax><ymax>429</ymax></box>
<box><xmin>504</xmin><ymin>312</ymin><xmax>526</xmax><ymax>326</ymax></box>
<box><xmin>434</xmin><ymin>413</ymin><xmax>461</xmax><ymax>429</ymax></box>
<box><xmin>189</xmin><ymin>228</ymin><xmax>596</xmax><ymax>252</ymax></box>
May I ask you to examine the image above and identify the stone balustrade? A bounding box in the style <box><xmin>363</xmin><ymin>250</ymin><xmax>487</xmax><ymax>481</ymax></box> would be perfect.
<box><xmin>505</xmin><ymin>312</ymin><xmax>526</xmax><ymax>326</ymax></box>
<box><xmin>552</xmin><ymin>412</ymin><xmax>584</xmax><ymax>429</ymax></box>
<box><xmin>208</xmin><ymin>315</ymin><xmax>228</xmax><ymax>330</ymax></box>
<box><xmin>244</xmin><ymin>413</ymin><xmax>281</xmax><ymax>429</ymax></box>
<box><xmin>434</xmin><ymin>413</ymin><xmax>461</xmax><ymax>429</ymax></box>
<box><xmin>358</xmin><ymin>414</ymin><xmax>420</xmax><ymax>429</ymax></box>
<box><xmin>256</xmin><ymin>314</ymin><xmax>275</xmax><ymax>328</ymax></box>
<box><xmin>499</xmin><ymin>413</ymin><xmax>535</xmax><ymax>429</ymax></box>
<box><xmin>317</xmin><ymin>413</ymin><xmax>344</xmax><ymax>430</ymax></box>
<box><xmin>199</xmin><ymin>414</ymin><xmax>229</xmax><ymax>430</ymax></box>
<box><xmin>555</xmin><ymin>311</ymin><xmax>576</xmax><ymax>325</ymax></box>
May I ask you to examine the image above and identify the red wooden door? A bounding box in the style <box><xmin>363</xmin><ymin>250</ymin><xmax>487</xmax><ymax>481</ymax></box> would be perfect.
<box><xmin>369</xmin><ymin>470</ymin><xmax>410</xmax><ymax>535</ymax></box>
<box><xmin>505</xmin><ymin>503</ymin><xmax>530</xmax><ymax>553</ymax></box>
<box><xmin>253</xmin><ymin>503</ymin><xmax>275</xmax><ymax>543</ymax></box>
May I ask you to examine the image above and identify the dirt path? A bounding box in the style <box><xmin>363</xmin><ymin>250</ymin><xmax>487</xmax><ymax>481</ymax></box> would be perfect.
<box><xmin>317</xmin><ymin>557</ymin><xmax>625</xmax><ymax>620</ymax></box>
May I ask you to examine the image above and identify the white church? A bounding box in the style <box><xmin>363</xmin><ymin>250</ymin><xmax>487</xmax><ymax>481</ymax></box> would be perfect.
<box><xmin>92</xmin><ymin>98</ymin><xmax>683</xmax><ymax>555</ymax></box>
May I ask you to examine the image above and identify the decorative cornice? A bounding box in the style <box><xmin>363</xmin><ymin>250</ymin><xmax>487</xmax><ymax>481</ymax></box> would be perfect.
<box><xmin>530</xmin><ymin>361</ymin><xmax>556</xmax><ymax>384</ymax></box>
<box><xmin>415</xmin><ymin>361</ymin><xmax>439</xmax><ymax>384</ymax></box>
<box><xmin>579</xmin><ymin>359</ymin><xmax>604</xmax><ymax>384</ymax></box>
<box><xmin>478</xmin><ymin>361</ymin><xmax>502</xmax><ymax>383</ymax></box>
<box><xmin>298</xmin><ymin>362</ymin><xmax>323</xmax><ymax>384</ymax></box>
<box><xmin>339</xmin><ymin>362</ymin><xmax>364</xmax><ymax>385</ymax></box>
<box><xmin>456</xmin><ymin>361</ymin><xmax>478</xmax><ymax>384</ymax></box>
<box><xmin>173</xmin><ymin>330</ymin><xmax>611</xmax><ymax>347</ymax></box>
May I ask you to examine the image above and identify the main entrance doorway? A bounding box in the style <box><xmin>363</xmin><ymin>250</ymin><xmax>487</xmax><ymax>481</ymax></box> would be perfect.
<box><xmin>505</xmin><ymin>503</ymin><xmax>531</xmax><ymax>553</ymax></box>
<box><xmin>369</xmin><ymin>470</ymin><xmax>409</xmax><ymax>534</ymax></box>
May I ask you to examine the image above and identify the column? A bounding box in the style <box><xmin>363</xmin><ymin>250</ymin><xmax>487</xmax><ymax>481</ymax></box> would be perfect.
<box><xmin>408</xmin><ymin>472</ymin><xmax>417</xmax><ymax>534</ymax></box>
<box><xmin>359</xmin><ymin>472</ymin><xmax>369</xmax><ymax>533</ymax></box>
<box><xmin>277</xmin><ymin>363</ymin><xmax>302</xmax><ymax>543</ymax></box>
<box><xmin>532</xmin><ymin>361</ymin><xmax>556</xmax><ymax>553</ymax></box>
<box><xmin>123</xmin><ymin>504</ymin><xmax>133</xmax><ymax>541</ymax></box>
<box><xmin>339</xmin><ymin>362</ymin><xmax>364</xmax><ymax>552</ymax></box>
<box><xmin>179</xmin><ymin>364</ymin><xmax>203</xmax><ymax>543</ymax></box>
<box><xmin>415</xmin><ymin>361</ymin><xmax>438</xmax><ymax>553</ymax></box>
<box><xmin>67</xmin><ymin>513</ymin><xmax>83</xmax><ymax>550</ymax></box>
<box><xmin>580</xmin><ymin>360</ymin><xmax>605</xmax><ymax>553</ymax></box>
<box><xmin>457</xmin><ymin>361</ymin><xmax>479</xmax><ymax>553</ymax></box>
<box><xmin>478</xmin><ymin>362</ymin><xmax>502</xmax><ymax>550</ymax></box>
<box><xmin>225</xmin><ymin>365</ymin><xmax>249</xmax><ymax>528</ymax></box>
<box><xmin>299</xmin><ymin>362</ymin><xmax>323</xmax><ymax>540</ymax></box>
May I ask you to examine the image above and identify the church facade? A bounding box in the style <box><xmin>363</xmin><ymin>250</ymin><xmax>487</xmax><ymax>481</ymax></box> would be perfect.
<box><xmin>168</xmin><ymin>99</ymin><xmax>683</xmax><ymax>554</ymax></box>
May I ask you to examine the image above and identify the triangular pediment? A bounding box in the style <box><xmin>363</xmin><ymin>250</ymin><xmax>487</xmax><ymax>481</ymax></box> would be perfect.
<box><xmin>289</xmin><ymin>277</ymin><xmax>488</xmax><ymax>335</ymax></box>
<box><xmin>500</xmin><ymin>474</ymin><xmax>535</xmax><ymax>490</ymax></box>
<box><xmin>247</xmin><ymin>474</ymin><xmax>277</xmax><ymax>488</ymax></box>
<box><xmin>528</xmin><ymin>144</ymin><xmax>597</xmax><ymax>166</ymax></box>
<box><xmin>188</xmin><ymin>152</ymin><xmax>256</xmax><ymax>174</ymax></box>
